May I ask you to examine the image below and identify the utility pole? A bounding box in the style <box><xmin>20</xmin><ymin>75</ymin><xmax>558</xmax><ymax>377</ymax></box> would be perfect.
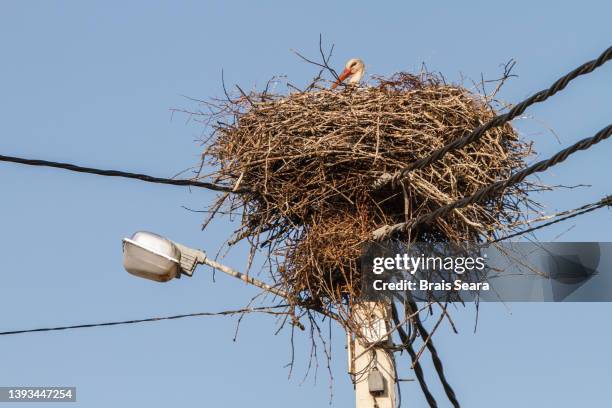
<box><xmin>349</xmin><ymin>302</ymin><xmax>397</xmax><ymax>408</ymax></box>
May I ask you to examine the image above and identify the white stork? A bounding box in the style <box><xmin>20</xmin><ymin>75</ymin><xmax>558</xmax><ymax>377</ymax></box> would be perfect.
<box><xmin>331</xmin><ymin>58</ymin><xmax>365</xmax><ymax>89</ymax></box>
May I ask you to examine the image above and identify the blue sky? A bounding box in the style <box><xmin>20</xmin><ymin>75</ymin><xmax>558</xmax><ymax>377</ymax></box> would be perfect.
<box><xmin>0</xmin><ymin>1</ymin><xmax>610</xmax><ymax>407</ymax></box>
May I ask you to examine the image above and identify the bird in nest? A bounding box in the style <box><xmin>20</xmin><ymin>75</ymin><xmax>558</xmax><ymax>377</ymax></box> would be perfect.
<box><xmin>332</xmin><ymin>58</ymin><xmax>365</xmax><ymax>89</ymax></box>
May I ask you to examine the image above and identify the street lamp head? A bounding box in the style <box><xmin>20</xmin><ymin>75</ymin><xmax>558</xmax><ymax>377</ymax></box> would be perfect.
<box><xmin>122</xmin><ymin>231</ymin><xmax>181</xmax><ymax>282</ymax></box>
<box><xmin>122</xmin><ymin>231</ymin><xmax>206</xmax><ymax>282</ymax></box>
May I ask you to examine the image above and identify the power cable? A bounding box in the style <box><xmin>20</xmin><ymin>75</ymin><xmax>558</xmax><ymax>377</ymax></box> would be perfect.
<box><xmin>0</xmin><ymin>305</ymin><xmax>288</xmax><ymax>336</ymax></box>
<box><xmin>373</xmin><ymin>124</ymin><xmax>612</xmax><ymax>239</ymax></box>
<box><xmin>391</xmin><ymin>303</ymin><xmax>439</xmax><ymax>408</ymax></box>
<box><xmin>491</xmin><ymin>194</ymin><xmax>612</xmax><ymax>243</ymax></box>
<box><xmin>0</xmin><ymin>154</ymin><xmax>250</xmax><ymax>194</ymax></box>
<box><xmin>373</xmin><ymin>46</ymin><xmax>612</xmax><ymax>190</ymax></box>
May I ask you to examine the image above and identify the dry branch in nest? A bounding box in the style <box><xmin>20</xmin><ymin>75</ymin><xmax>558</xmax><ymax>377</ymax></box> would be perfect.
<box><xmin>197</xmin><ymin>70</ymin><xmax>534</xmax><ymax>330</ymax></box>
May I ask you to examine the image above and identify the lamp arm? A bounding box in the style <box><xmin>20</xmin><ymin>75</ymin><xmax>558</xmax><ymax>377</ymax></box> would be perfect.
<box><xmin>200</xmin><ymin>256</ymin><xmax>289</xmax><ymax>299</ymax></box>
<box><xmin>174</xmin><ymin>243</ymin><xmax>288</xmax><ymax>299</ymax></box>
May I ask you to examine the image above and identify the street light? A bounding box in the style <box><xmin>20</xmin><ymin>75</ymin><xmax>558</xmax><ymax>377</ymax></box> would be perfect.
<box><xmin>122</xmin><ymin>231</ymin><xmax>395</xmax><ymax>408</ymax></box>
<box><xmin>122</xmin><ymin>231</ymin><xmax>287</xmax><ymax>297</ymax></box>
<box><xmin>122</xmin><ymin>231</ymin><xmax>204</xmax><ymax>282</ymax></box>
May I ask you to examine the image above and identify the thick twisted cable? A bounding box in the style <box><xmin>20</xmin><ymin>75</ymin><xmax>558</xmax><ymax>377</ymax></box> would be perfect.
<box><xmin>381</xmin><ymin>46</ymin><xmax>612</xmax><ymax>186</ymax></box>
<box><xmin>374</xmin><ymin>124</ymin><xmax>612</xmax><ymax>239</ymax></box>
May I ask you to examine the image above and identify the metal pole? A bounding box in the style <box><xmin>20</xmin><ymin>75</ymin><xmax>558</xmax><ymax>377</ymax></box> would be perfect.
<box><xmin>200</xmin><ymin>255</ymin><xmax>289</xmax><ymax>298</ymax></box>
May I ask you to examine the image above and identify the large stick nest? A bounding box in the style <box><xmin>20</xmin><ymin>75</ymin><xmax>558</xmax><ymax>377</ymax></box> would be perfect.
<box><xmin>199</xmin><ymin>72</ymin><xmax>533</xmax><ymax>314</ymax></box>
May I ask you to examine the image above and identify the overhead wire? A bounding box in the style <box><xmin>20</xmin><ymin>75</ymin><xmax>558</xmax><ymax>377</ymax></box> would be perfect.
<box><xmin>0</xmin><ymin>305</ymin><xmax>288</xmax><ymax>336</ymax></box>
<box><xmin>373</xmin><ymin>124</ymin><xmax>612</xmax><ymax>240</ymax></box>
<box><xmin>373</xmin><ymin>46</ymin><xmax>612</xmax><ymax>190</ymax></box>
<box><xmin>0</xmin><ymin>154</ymin><xmax>250</xmax><ymax>194</ymax></box>
<box><xmin>491</xmin><ymin>194</ymin><xmax>612</xmax><ymax>243</ymax></box>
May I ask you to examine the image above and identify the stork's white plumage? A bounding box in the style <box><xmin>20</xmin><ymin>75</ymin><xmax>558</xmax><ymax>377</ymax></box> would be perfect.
<box><xmin>332</xmin><ymin>58</ymin><xmax>365</xmax><ymax>89</ymax></box>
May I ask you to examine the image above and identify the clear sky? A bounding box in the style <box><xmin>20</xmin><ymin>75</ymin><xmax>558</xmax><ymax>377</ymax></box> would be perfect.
<box><xmin>0</xmin><ymin>1</ymin><xmax>610</xmax><ymax>407</ymax></box>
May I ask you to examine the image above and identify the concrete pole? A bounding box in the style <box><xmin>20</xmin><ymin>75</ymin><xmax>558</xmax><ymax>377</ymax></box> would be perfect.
<box><xmin>349</xmin><ymin>302</ymin><xmax>396</xmax><ymax>408</ymax></box>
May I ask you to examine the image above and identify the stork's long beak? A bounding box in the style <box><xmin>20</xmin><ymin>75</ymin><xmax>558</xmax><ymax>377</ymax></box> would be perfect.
<box><xmin>332</xmin><ymin>68</ymin><xmax>352</xmax><ymax>89</ymax></box>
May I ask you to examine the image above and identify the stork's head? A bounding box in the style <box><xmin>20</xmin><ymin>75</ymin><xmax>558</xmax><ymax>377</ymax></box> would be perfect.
<box><xmin>332</xmin><ymin>58</ymin><xmax>365</xmax><ymax>89</ymax></box>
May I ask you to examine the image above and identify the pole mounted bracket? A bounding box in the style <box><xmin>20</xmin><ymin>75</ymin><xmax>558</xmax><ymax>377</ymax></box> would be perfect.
<box><xmin>174</xmin><ymin>243</ymin><xmax>207</xmax><ymax>277</ymax></box>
